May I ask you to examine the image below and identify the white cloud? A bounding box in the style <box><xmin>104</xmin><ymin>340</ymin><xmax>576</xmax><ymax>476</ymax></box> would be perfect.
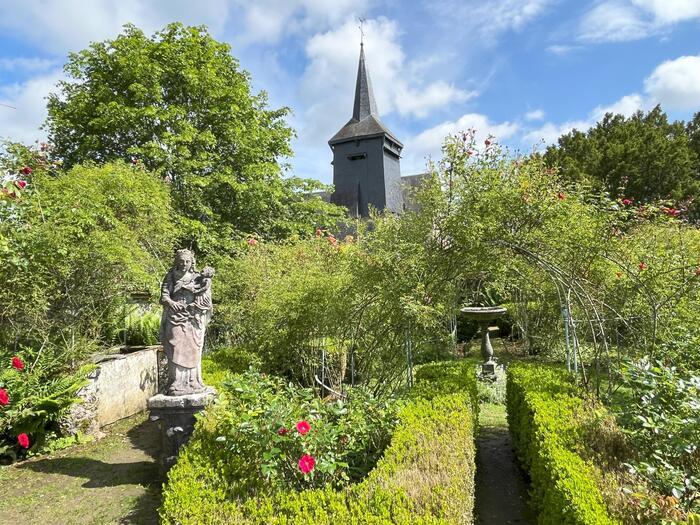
<box><xmin>525</xmin><ymin>109</ymin><xmax>545</xmax><ymax>121</ymax></box>
<box><xmin>0</xmin><ymin>57</ymin><xmax>59</xmax><ymax>73</ymax></box>
<box><xmin>0</xmin><ymin>71</ymin><xmax>63</xmax><ymax>144</ymax></box>
<box><xmin>592</xmin><ymin>93</ymin><xmax>647</xmax><ymax>119</ymax></box>
<box><xmin>523</xmin><ymin>93</ymin><xmax>647</xmax><ymax>145</ymax></box>
<box><xmin>232</xmin><ymin>0</ymin><xmax>374</xmax><ymax>44</ymax></box>
<box><xmin>631</xmin><ymin>0</ymin><xmax>700</xmax><ymax>24</ymax></box>
<box><xmin>0</xmin><ymin>0</ymin><xmax>230</xmax><ymax>55</ymax></box>
<box><xmin>426</xmin><ymin>0</ymin><xmax>558</xmax><ymax>44</ymax></box>
<box><xmin>644</xmin><ymin>55</ymin><xmax>700</xmax><ymax>110</ymax></box>
<box><xmin>522</xmin><ymin>119</ymin><xmax>591</xmax><ymax>145</ymax></box>
<box><xmin>299</xmin><ymin>18</ymin><xmax>474</xmax><ymax>144</ymax></box>
<box><xmin>546</xmin><ymin>45</ymin><xmax>582</xmax><ymax>56</ymax></box>
<box><xmin>577</xmin><ymin>0</ymin><xmax>700</xmax><ymax>43</ymax></box>
<box><xmin>578</xmin><ymin>1</ymin><xmax>651</xmax><ymax>43</ymax></box>
<box><xmin>403</xmin><ymin>113</ymin><xmax>518</xmax><ymax>174</ymax></box>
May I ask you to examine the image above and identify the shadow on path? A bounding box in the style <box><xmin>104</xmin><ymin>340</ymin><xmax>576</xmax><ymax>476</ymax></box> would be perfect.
<box><xmin>474</xmin><ymin>425</ymin><xmax>534</xmax><ymax>525</ymax></box>
<box><xmin>9</xmin><ymin>415</ymin><xmax>163</xmax><ymax>524</ymax></box>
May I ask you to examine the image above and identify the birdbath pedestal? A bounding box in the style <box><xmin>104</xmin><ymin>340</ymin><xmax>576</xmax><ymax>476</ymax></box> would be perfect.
<box><xmin>460</xmin><ymin>306</ymin><xmax>507</xmax><ymax>381</ymax></box>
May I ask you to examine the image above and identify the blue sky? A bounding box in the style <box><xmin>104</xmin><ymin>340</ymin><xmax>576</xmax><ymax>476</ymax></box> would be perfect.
<box><xmin>1</xmin><ymin>0</ymin><xmax>699</xmax><ymax>184</ymax></box>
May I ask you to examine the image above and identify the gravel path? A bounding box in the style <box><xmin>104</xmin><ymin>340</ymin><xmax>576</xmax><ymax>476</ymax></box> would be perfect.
<box><xmin>474</xmin><ymin>404</ymin><xmax>534</xmax><ymax>525</ymax></box>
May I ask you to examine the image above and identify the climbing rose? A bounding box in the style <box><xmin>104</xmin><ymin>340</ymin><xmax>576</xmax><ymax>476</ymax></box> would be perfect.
<box><xmin>17</xmin><ymin>433</ymin><xmax>29</xmax><ymax>449</ymax></box>
<box><xmin>277</xmin><ymin>427</ymin><xmax>288</xmax><ymax>436</ymax></box>
<box><xmin>296</xmin><ymin>420</ymin><xmax>311</xmax><ymax>435</ymax></box>
<box><xmin>0</xmin><ymin>388</ymin><xmax>8</xmax><ymax>406</ymax></box>
<box><xmin>557</xmin><ymin>191</ymin><xmax>566</xmax><ymax>200</ymax></box>
<box><xmin>20</xmin><ymin>166</ymin><xmax>32</xmax><ymax>175</ymax></box>
<box><xmin>11</xmin><ymin>356</ymin><xmax>24</xmax><ymax>370</ymax></box>
<box><xmin>14</xmin><ymin>180</ymin><xmax>27</xmax><ymax>190</ymax></box>
<box><xmin>298</xmin><ymin>454</ymin><xmax>316</xmax><ymax>474</ymax></box>
<box><xmin>247</xmin><ymin>238</ymin><xmax>258</xmax><ymax>246</ymax></box>
<box><xmin>622</xmin><ymin>198</ymin><xmax>633</xmax><ymax>206</ymax></box>
<box><xmin>663</xmin><ymin>207</ymin><xmax>680</xmax><ymax>217</ymax></box>
<box><xmin>639</xmin><ymin>262</ymin><xmax>648</xmax><ymax>271</ymax></box>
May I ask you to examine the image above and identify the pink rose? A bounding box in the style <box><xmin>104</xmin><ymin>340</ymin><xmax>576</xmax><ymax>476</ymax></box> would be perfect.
<box><xmin>298</xmin><ymin>454</ymin><xmax>316</xmax><ymax>474</ymax></box>
<box><xmin>296</xmin><ymin>420</ymin><xmax>311</xmax><ymax>435</ymax></box>
<box><xmin>17</xmin><ymin>433</ymin><xmax>30</xmax><ymax>449</ymax></box>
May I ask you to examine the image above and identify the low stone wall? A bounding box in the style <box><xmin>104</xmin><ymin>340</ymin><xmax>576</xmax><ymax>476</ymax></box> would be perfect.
<box><xmin>65</xmin><ymin>346</ymin><xmax>165</xmax><ymax>434</ymax></box>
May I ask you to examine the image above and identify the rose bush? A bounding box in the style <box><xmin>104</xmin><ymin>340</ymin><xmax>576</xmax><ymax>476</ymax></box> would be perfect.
<box><xmin>189</xmin><ymin>370</ymin><xmax>398</xmax><ymax>496</ymax></box>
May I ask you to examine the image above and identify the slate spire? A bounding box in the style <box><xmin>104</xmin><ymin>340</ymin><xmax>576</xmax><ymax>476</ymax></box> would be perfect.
<box><xmin>352</xmin><ymin>43</ymin><xmax>378</xmax><ymax>121</ymax></box>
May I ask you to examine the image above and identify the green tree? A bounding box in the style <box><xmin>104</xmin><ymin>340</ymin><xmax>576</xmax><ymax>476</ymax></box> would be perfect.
<box><xmin>45</xmin><ymin>23</ymin><xmax>343</xmax><ymax>253</ymax></box>
<box><xmin>544</xmin><ymin>106</ymin><xmax>700</xmax><ymax>218</ymax></box>
<box><xmin>0</xmin><ymin>143</ymin><xmax>176</xmax><ymax>346</ymax></box>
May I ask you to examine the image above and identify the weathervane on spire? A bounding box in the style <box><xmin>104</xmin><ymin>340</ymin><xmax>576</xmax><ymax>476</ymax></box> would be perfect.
<box><xmin>358</xmin><ymin>17</ymin><xmax>366</xmax><ymax>46</ymax></box>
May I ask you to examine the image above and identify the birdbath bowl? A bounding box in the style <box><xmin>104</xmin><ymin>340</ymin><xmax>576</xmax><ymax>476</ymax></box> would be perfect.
<box><xmin>460</xmin><ymin>306</ymin><xmax>507</xmax><ymax>380</ymax></box>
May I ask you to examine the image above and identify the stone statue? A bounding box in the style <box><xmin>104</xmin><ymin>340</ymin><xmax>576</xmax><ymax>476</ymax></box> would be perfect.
<box><xmin>159</xmin><ymin>249</ymin><xmax>214</xmax><ymax>396</ymax></box>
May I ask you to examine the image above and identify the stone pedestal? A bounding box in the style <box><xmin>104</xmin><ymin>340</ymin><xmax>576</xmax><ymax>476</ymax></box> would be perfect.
<box><xmin>147</xmin><ymin>389</ymin><xmax>216</xmax><ymax>475</ymax></box>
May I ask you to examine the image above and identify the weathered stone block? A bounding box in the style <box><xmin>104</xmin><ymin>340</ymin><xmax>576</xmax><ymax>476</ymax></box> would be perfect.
<box><xmin>148</xmin><ymin>389</ymin><xmax>216</xmax><ymax>475</ymax></box>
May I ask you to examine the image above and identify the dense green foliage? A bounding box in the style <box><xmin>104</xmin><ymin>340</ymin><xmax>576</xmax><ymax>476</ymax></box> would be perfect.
<box><xmin>545</xmin><ymin>107</ymin><xmax>700</xmax><ymax>219</ymax></box>
<box><xmin>0</xmin><ymin>149</ymin><xmax>175</xmax><ymax>348</ymax></box>
<box><xmin>506</xmin><ymin>363</ymin><xmax>619</xmax><ymax>524</ymax></box>
<box><xmin>212</xmin><ymin>223</ymin><xmax>459</xmax><ymax>396</ymax></box>
<box><xmin>160</xmin><ymin>360</ymin><xmax>478</xmax><ymax>524</ymax></box>
<box><xmin>0</xmin><ymin>349</ymin><xmax>93</xmax><ymax>460</ymax></box>
<box><xmin>621</xmin><ymin>358</ymin><xmax>700</xmax><ymax>512</ymax></box>
<box><xmin>44</xmin><ymin>23</ymin><xmax>344</xmax><ymax>252</ymax></box>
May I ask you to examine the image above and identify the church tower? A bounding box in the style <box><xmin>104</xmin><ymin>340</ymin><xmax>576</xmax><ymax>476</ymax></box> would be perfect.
<box><xmin>328</xmin><ymin>43</ymin><xmax>403</xmax><ymax>217</ymax></box>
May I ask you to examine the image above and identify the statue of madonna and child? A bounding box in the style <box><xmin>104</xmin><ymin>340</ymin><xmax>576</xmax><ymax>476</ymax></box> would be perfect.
<box><xmin>159</xmin><ymin>248</ymin><xmax>215</xmax><ymax>396</ymax></box>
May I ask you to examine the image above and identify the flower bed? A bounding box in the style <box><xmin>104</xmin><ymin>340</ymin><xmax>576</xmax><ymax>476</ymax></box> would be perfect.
<box><xmin>506</xmin><ymin>363</ymin><xmax>619</xmax><ymax>525</ymax></box>
<box><xmin>160</xmin><ymin>361</ymin><xmax>478</xmax><ymax>524</ymax></box>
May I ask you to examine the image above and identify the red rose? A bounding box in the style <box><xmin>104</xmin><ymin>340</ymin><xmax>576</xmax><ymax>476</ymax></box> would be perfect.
<box><xmin>277</xmin><ymin>427</ymin><xmax>288</xmax><ymax>436</ymax></box>
<box><xmin>663</xmin><ymin>207</ymin><xmax>680</xmax><ymax>217</ymax></box>
<box><xmin>20</xmin><ymin>166</ymin><xmax>32</xmax><ymax>175</ymax></box>
<box><xmin>484</xmin><ymin>139</ymin><xmax>491</xmax><ymax>146</ymax></box>
<box><xmin>639</xmin><ymin>262</ymin><xmax>648</xmax><ymax>271</ymax></box>
<box><xmin>298</xmin><ymin>454</ymin><xmax>316</xmax><ymax>474</ymax></box>
<box><xmin>296</xmin><ymin>420</ymin><xmax>311</xmax><ymax>435</ymax></box>
<box><xmin>0</xmin><ymin>388</ymin><xmax>8</xmax><ymax>406</ymax></box>
<box><xmin>14</xmin><ymin>180</ymin><xmax>27</xmax><ymax>190</ymax></box>
<box><xmin>11</xmin><ymin>356</ymin><xmax>24</xmax><ymax>370</ymax></box>
<box><xmin>17</xmin><ymin>433</ymin><xmax>30</xmax><ymax>449</ymax></box>
<box><xmin>247</xmin><ymin>238</ymin><xmax>258</xmax><ymax>246</ymax></box>
<box><xmin>557</xmin><ymin>191</ymin><xmax>566</xmax><ymax>200</ymax></box>
<box><xmin>622</xmin><ymin>198</ymin><xmax>633</xmax><ymax>206</ymax></box>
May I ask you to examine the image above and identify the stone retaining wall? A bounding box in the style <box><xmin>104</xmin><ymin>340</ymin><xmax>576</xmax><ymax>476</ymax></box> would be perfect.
<box><xmin>65</xmin><ymin>346</ymin><xmax>166</xmax><ymax>434</ymax></box>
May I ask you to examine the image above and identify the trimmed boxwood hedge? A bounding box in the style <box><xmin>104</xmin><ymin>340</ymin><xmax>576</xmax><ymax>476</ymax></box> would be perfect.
<box><xmin>506</xmin><ymin>363</ymin><xmax>620</xmax><ymax>525</ymax></box>
<box><xmin>160</xmin><ymin>360</ymin><xmax>478</xmax><ymax>524</ymax></box>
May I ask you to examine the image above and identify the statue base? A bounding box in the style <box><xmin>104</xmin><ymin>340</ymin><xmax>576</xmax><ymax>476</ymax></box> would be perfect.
<box><xmin>147</xmin><ymin>388</ymin><xmax>216</xmax><ymax>475</ymax></box>
<box><xmin>479</xmin><ymin>360</ymin><xmax>498</xmax><ymax>382</ymax></box>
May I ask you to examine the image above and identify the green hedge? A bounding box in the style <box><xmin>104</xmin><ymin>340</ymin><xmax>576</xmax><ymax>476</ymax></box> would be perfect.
<box><xmin>506</xmin><ymin>364</ymin><xmax>619</xmax><ymax>525</ymax></box>
<box><xmin>161</xmin><ymin>360</ymin><xmax>478</xmax><ymax>524</ymax></box>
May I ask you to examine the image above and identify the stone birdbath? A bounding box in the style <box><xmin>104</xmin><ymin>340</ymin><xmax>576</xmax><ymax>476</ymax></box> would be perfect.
<box><xmin>460</xmin><ymin>306</ymin><xmax>507</xmax><ymax>380</ymax></box>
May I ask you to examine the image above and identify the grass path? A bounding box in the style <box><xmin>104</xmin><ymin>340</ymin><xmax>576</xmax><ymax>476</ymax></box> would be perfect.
<box><xmin>0</xmin><ymin>413</ymin><xmax>161</xmax><ymax>525</ymax></box>
<box><xmin>474</xmin><ymin>402</ymin><xmax>534</xmax><ymax>525</ymax></box>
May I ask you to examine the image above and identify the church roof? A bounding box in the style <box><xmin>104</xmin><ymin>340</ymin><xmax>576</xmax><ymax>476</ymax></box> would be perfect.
<box><xmin>329</xmin><ymin>44</ymin><xmax>403</xmax><ymax>148</ymax></box>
